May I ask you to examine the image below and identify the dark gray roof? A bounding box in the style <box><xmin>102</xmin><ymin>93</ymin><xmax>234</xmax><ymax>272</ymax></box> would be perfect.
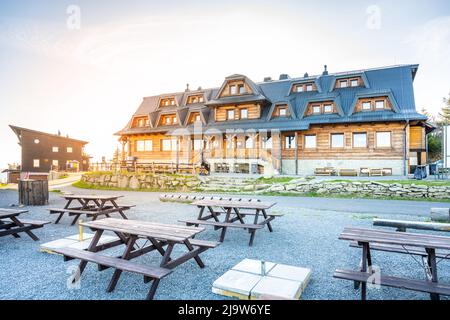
<box><xmin>116</xmin><ymin>64</ymin><xmax>427</xmax><ymax>135</ymax></box>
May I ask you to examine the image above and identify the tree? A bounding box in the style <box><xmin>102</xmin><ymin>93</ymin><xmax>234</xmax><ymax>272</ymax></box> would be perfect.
<box><xmin>438</xmin><ymin>92</ymin><xmax>450</xmax><ymax>125</ymax></box>
<box><xmin>427</xmin><ymin>131</ymin><xmax>442</xmax><ymax>162</ymax></box>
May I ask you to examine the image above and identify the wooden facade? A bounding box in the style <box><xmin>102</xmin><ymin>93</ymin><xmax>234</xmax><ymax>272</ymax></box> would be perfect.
<box><xmin>116</xmin><ymin>65</ymin><xmax>433</xmax><ymax>175</ymax></box>
<box><xmin>10</xmin><ymin>125</ymin><xmax>89</xmax><ymax>173</ymax></box>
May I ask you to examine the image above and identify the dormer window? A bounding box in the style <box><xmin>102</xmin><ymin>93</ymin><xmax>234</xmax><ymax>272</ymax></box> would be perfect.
<box><xmin>335</xmin><ymin>76</ymin><xmax>363</xmax><ymax>90</ymax></box>
<box><xmin>238</xmin><ymin>84</ymin><xmax>246</xmax><ymax>94</ymax></box>
<box><xmin>296</xmin><ymin>86</ymin><xmax>304</xmax><ymax>93</ymax></box>
<box><xmin>187</xmin><ymin>95</ymin><xmax>204</xmax><ymax>105</ymax></box>
<box><xmin>306</xmin><ymin>84</ymin><xmax>313</xmax><ymax>92</ymax></box>
<box><xmin>279</xmin><ymin>108</ymin><xmax>287</xmax><ymax>116</ymax></box>
<box><xmin>362</xmin><ymin>102</ymin><xmax>372</xmax><ymax>111</ymax></box>
<box><xmin>339</xmin><ymin>80</ymin><xmax>348</xmax><ymax>88</ymax></box>
<box><xmin>312</xmin><ymin>105</ymin><xmax>321</xmax><ymax>114</ymax></box>
<box><xmin>375</xmin><ymin>100</ymin><xmax>385</xmax><ymax>109</ymax></box>
<box><xmin>160</xmin><ymin>98</ymin><xmax>176</xmax><ymax>107</ymax></box>
<box><xmin>323</xmin><ymin>104</ymin><xmax>333</xmax><ymax>113</ymax></box>
<box><xmin>292</xmin><ymin>82</ymin><xmax>316</xmax><ymax>93</ymax></box>
<box><xmin>195</xmin><ymin>114</ymin><xmax>201</xmax><ymax>121</ymax></box>
<box><xmin>230</xmin><ymin>85</ymin><xmax>237</xmax><ymax>95</ymax></box>
<box><xmin>350</xmin><ymin>79</ymin><xmax>359</xmax><ymax>87</ymax></box>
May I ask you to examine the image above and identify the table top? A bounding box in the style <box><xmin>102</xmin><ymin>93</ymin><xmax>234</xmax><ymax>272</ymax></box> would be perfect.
<box><xmin>192</xmin><ymin>199</ymin><xmax>276</xmax><ymax>210</ymax></box>
<box><xmin>340</xmin><ymin>227</ymin><xmax>450</xmax><ymax>250</ymax></box>
<box><xmin>0</xmin><ymin>208</ymin><xmax>28</xmax><ymax>219</ymax></box>
<box><xmin>81</xmin><ymin>218</ymin><xmax>204</xmax><ymax>242</ymax></box>
<box><xmin>62</xmin><ymin>194</ymin><xmax>124</xmax><ymax>201</ymax></box>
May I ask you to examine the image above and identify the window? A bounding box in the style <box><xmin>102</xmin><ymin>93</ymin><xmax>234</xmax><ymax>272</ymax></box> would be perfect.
<box><xmin>240</xmin><ymin>108</ymin><xmax>248</xmax><ymax>119</ymax></box>
<box><xmin>306</xmin><ymin>84</ymin><xmax>313</xmax><ymax>92</ymax></box>
<box><xmin>285</xmin><ymin>135</ymin><xmax>296</xmax><ymax>149</ymax></box>
<box><xmin>136</xmin><ymin>140</ymin><xmax>152</xmax><ymax>152</ymax></box>
<box><xmin>312</xmin><ymin>105</ymin><xmax>321</xmax><ymax>114</ymax></box>
<box><xmin>67</xmin><ymin>147</ymin><xmax>73</xmax><ymax>153</ymax></box>
<box><xmin>52</xmin><ymin>160</ymin><xmax>59</xmax><ymax>167</ymax></box>
<box><xmin>164</xmin><ymin>100</ymin><xmax>169</xmax><ymax>106</ymax></box>
<box><xmin>192</xmin><ymin>97</ymin><xmax>198</xmax><ymax>103</ymax></box>
<box><xmin>362</xmin><ymin>102</ymin><xmax>372</xmax><ymax>111</ymax></box>
<box><xmin>173</xmin><ymin>117</ymin><xmax>178</xmax><ymax>124</ymax></box>
<box><xmin>350</xmin><ymin>79</ymin><xmax>359</xmax><ymax>87</ymax></box>
<box><xmin>195</xmin><ymin>114</ymin><xmax>201</xmax><ymax>122</ymax></box>
<box><xmin>34</xmin><ymin>139</ymin><xmax>40</xmax><ymax>144</ymax></box>
<box><xmin>162</xmin><ymin>139</ymin><xmax>176</xmax><ymax>151</ymax></box>
<box><xmin>138</xmin><ymin>118</ymin><xmax>145</xmax><ymax>127</ymax></box>
<box><xmin>340</xmin><ymin>80</ymin><xmax>348</xmax><ymax>88</ymax></box>
<box><xmin>304</xmin><ymin>135</ymin><xmax>316</xmax><ymax>149</ymax></box>
<box><xmin>238</xmin><ymin>84</ymin><xmax>246</xmax><ymax>94</ymax></box>
<box><xmin>245</xmin><ymin>137</ymin><xmax>254</xmax><ymax>149</ymax></box>
<box><xmin>279</xmin><ymin>107</ymin><xmax>287</xmax><ymax>116</ymax></box>
<box><xmin>227</xmin><ymin>109</ymin><xmax>235</xmax><ymax>120</ymax></box>
<box><xmin>376</xmin><ymin>132</ymin><xmax>391</xmax><ymax>148</ymax></box>
<box><xmin>52</xmin><ymin>147</ymin><xmax>59</xmax><ymax>153</ymax></box>
<box><xmin>323</xmin><ymin>104</ymin><xmax>333</xmax><ymax>113</ymax></box>
<box><xmin>353</xmin><ymin>133</ymin><xmax>367</xmax><ymax>148</ymax></box>
<box><xmin>262</xmin><ymin>137</ymin><xmax>272</xmax><ymax>149</ymax></box>
<box><xmin>230</xmin><ymin>85</ymin><xmax>237</xmax><ymax>95</ymax></box>
<box><xmin>199</xmin><ymin>96</ymin><xmax>204</xmax><ymax>103</ymax></box>
<box><xmin>165</xmin><ymin>117</ymin><xmax>172</xmax><ymax>125</ymax></box>
<box><xmin>375</xmin><ymin>100</ymin><xmax>385</xmax><ymax>109</ymax></box>
<box><xmin>331</xmin><ymin>133</ymin><xmax>344</xmax><ymax>148</ymax></box>
<box><xmin>296</xmin><ymin>85</ymin><xmax>304</xmax><ymax>93</ymax></box>
<box><xmin>193</xmin><ymin>140</ymin><xmax>203</xmax><ymax>151</ymax></box>
<box><xmin>33</xmin><ymin>159</ymin><xmax>40</xmax><ymax>168</ymax></box>
<box><xmin>170</xmin><ymin>99</ymin><xmax>175</xmax><ymax>106</ymax></box>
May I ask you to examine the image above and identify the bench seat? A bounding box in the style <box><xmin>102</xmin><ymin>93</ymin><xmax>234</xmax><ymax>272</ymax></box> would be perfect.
<box><xmin>19</xmin><ymin>219</ymin><xmax>51</xmax><ymax>227</ymax></box>
<box><xmin>334</xmin><ymin>269</ymin><xmax>450</xmax><ymax>298</ymax></box>
<box><xmin>179</xmin><ymin>219</ymin><xmax>264</xmax><ymax>230</ymax></box>
<box><xmin>189</xmin><ymin>239</ymin><xmax>221</xmax><ymax>248</ymax></box>
<box><xmin>53</xmin><ymin>247</ymin><xmax>172</xmax><ymax>300</ymax></box>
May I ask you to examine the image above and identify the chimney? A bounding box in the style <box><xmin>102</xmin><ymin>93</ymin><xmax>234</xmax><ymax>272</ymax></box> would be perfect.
<box><xmin>263</xmin><ymin>77</ymin><xmax>272</xmax><ymax>82</ymax></box>
<box><xmin>279</xmin><ymin>74</ymin><xmax>290</xmax><ymax>80</ymax></box>
<box><xmin>197</xmin><ymin>86</ymin><xmax>202</xmax><ymax>91</ymax></box>
<box><xmin>304</xmin><ymin>72</ymin><xmax>309</xmax><ymax>78</ymax></box>
<box><xmin>57</xmin><ymin>130</ymin><xmax>61</xmax><ymax>136</ymax></box>
<box><xmin>185</xmin><ymin>83</ymin><xmax>190</xmax><ymax>92</ymax></box>
<box><xmin>322</xmin><ymin>65</ymin><xmax>329</xmax><ymax>76</ymax></box>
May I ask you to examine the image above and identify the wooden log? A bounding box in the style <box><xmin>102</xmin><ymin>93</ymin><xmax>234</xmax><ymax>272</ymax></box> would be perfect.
<box><xmin>18</xmin><ymin>179</ymin><xmax>49</xmax><ymax>206</ymax></box>
<box><xmin>373</xmin><ymin>219</ymin><xmax>450</xmax><ymax>232</ymax></box>
<box><xmin>430</xmin><ymin>208</ymin><xmax>450</xmax><ymax>222</ymax></box>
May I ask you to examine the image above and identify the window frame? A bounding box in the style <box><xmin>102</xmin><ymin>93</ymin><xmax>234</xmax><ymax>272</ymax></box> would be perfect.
<box><xmin>330</xmin><ymin>133</ymin><xmax>345</xmax><ymax>149</ymax></box>
<box><xmin>161</xmin><ymin>139</ymin><xmax>175</xmax><ymax>152</ymax></box>
<box><xmin>323</xmin><ymin>104</ymin><xmax>333</xmax><ymax>114</ymax></box>
<box><xmin>284</xmin><ymin>135</ymin><xmax>296</xmax><ymax>149</ymax></box>
<box><xmin>240</xmin><ymin>108</ymin><xmax>248</xmax><ymax>119</ymax></box>
<box><xmin>304</xmin><ymin>135</ymin><xmax>317</xmax><ymax>149</ymax></box>
<box><xmin>52</xmin><ymin>146</ymin><xmax>59</xmax><ymax>153</ymax></box>
<box><xmin>229</xmin><ymin>85</ymin><xmax>237</xmax><ymax>95</ymax></box>
<box><xmin>350</xmin><ymin>79</ymin><xmax>359</xmax><ymax>87</ymax></box>
<box><xmin>352</xmin><ymin>132</ymin><xmax>368</xmax><ymax>148</ymax></box>
<box><xmin>278</xmin><ymin>107</ymin><xmax>287</xmax><ymax>117</ymax></box>
<box><xmin>375</xmin><ymin>131</ymin><xmax>392</xmax><ymax>148</ymax></box>
<box><xmin>33</xmin><ymin>159</ymin><xmax>40</xmax><ymax>168</ymax></box>
<box><xmin>67</xmin><ymin>147</ymin><xmax>73</xmax><ymax>153</ymax></box>
<box><xmin>306</xmin><ymin>84</ymin><xmax>313</xmax><ymax>92</ymax></box>
<box><xmin>296</xmin><ymin>85</ymin><xmax>304</xmax><ymax>93</ymax></box>
<box><xmin>375</xmin><ymin>100</ymin><xmax>385</xmax><ymax>110</ymax></box>
<box><xmin>362</xmin><ymin>101</ymin><xmax>372</xmax><ymax>111</ymax></box>
<box><xmin>227</xmin><ymin>109</ymin><xmax>235</xmax><ymax>120</ymax></box>
<box><xmin>52</xmin><ymin>160</ymin><xmax>59</xmax><ymax>167</ymax></box>
<box><xmin>340</xmin><ymin>80</ymin><xmax>348</xmax><ymax>88</ymax></box>
<box><xmin>312</xmin><ymin>105</ymin><xmax>321</xmax><ymax>114</ymax></box>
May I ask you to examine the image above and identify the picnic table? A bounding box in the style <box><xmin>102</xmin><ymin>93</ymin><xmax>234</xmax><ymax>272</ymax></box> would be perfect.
<box><xmin>0</xmin><ymin>208</ymin><xmax>50</xmax><ymax>241</ymax></box>
<box><xmin>179</xmin><ymin>199</ymin><xmax>281</xmax><ymax>246</ymax></box>
<box><xmin>52</xmin><ymin>218</ymin><xmax>219</xmax><ymax>300</ymax></box>
<box><xmin>334</xmin><ymin>227</ymin><xmax>450</xmax><ymax>300</ymax></box>
<box><xmin>47</xmin><ymin>194</ymin><xmax>134</xmax><ymax>225</ymax></box>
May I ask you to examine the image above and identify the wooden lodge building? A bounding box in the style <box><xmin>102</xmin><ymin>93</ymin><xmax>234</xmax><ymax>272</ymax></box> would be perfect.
<box><xmin>115</xmin><ymin>65</ymin><xmax>433</xmax><ymax>176</ymax></box>
<box><xmin>10</xmin><ymin>125</ymin><xmax>90</xmax><ymax>174</ymax></box>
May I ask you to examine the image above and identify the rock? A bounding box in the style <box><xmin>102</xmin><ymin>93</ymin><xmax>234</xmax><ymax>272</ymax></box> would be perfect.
<box><xmin>118</xmin><ymin>176</ymin><xmax>129</xmax><ymax>188</ymax></box>
<box><xmin>269</xmin><ymin>185</ymin><xmax>285</xmax><ymax>192</ymax></box>
<box><xmin>285</xmin><ymin>184</ymin><xmax>297</xmax><ymax>191</ymax></box>
<box><xmin>129</xmin><ymin>176</ymin><xmax>140</xmax><ymax>189</ymax></box>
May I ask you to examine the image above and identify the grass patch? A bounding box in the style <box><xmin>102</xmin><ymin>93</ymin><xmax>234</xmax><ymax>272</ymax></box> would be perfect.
<box><xmin>352</xmin><ymin>215</ymin><xmax>379</xmax><ymax>220</ymax></box>
<box><xmin>58</xmin><ymin>174</ymin><xmax>69</xmax><ymax>179</ymax></box>
<box><xmin>50</xmin><ymin>189</ymin><xmax>62</xmax><ymax>193</ymax></box>
<box><xmin>256</xmin><ymin>177</ymin><xmax>295</xmax><ymax>184</ymax></box>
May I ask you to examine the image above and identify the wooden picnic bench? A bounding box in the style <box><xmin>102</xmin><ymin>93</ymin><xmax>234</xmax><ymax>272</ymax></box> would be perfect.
<box><xmin>334</xmin><ymin>227</ymin><xmax>450</xmax><ymax>300</ymax></box>
<box><xmin>0</xmin><ymin>208</ymin><xmax>50</xmax><ymax>241</ymax></box>
<box><xmin>53</xmin><ymin>218</ymin><xmax>218</xmax><ymax>300</ymax></box>
<box><xmin>180</xmin><ymin>199</ymin><xmax>280</xmax><ymax>246</ymax></box>
<box><xmin>47</xmin><ymin>194</ymin><xmax>133</xmax><ymax>225</ymax></box>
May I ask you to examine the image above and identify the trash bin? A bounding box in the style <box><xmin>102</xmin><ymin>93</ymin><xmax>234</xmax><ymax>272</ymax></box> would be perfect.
<box><xmin>414</xmin><ymin>165</ymin><xmax>427</xmax><ymax>180</ymax></box>
<box><xmin>18</xmin><ymin>179</ymin><xmax>49</xmax><ymax>206</ymax></box>
<box><xmin>429</xmin><ymin>163</ymin><xmax>437</xmax><ymax>175</ymax></box>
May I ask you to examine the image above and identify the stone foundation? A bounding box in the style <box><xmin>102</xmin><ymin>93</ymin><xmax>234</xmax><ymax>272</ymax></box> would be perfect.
<box><xmin>80</xmin><ymin>173</ymin><xmax>201</xmax><ymax>190</ymax></box>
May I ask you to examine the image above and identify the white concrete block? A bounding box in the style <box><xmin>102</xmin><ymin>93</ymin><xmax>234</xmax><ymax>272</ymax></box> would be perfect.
<box><xmin>232</xmin><ymin>259</ymin><xmax>276</xmax><ymax>275</ymax></box>
<box><xmin>212</xmin><ymin>270</ymin><xmax>262</xmax><ymax>297</ymax></box>
<box><xmin>250</xmin><ymin>276</ymin><xmax>303</xmax><ymax>300</ymax></box>
<box><xmin>67</xmin><ymin>235</ymin><xmax>119</xmax><ymax>250</ymax></box>
<box><xmin>40</xmin><ymin>239</ymin><xmax>78</xmax><ymax>251</ymax></box>
<box><xmin>267</xmin><ymin>264</ymin><xmax>312</xmax><ymax>290</ymax></box>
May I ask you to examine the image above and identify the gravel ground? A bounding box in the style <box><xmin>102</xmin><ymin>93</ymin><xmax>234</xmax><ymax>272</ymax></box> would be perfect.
<box><xmin>0</xmin><ymin>187</ymin><xmax>449</xmax><ymax>300</ymax></box>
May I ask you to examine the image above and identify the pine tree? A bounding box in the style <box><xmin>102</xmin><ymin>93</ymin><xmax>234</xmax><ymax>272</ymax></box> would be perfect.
<box><xmin>438</xmin><ymin>93</ymin><xmax>450</xmax><ymax>124</ymax></box>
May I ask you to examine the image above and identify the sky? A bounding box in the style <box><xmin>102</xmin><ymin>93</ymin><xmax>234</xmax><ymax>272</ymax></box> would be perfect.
<box><xmin>0</xmin><ymin>0</ymin><xmax>449</xmax><ymax>169</ymax></box>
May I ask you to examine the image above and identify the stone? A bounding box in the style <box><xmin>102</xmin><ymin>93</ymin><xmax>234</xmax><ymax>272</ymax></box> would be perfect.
<box><xmin>117</xmin><ymin>176</ymin><xmax>129</xmax><ymax>188</ymax></box>
<box><xmin>129</xmin><ymin>176</ymin><xmax>140</xmax><ymax>189</ymax></box>
<box><xmin>232</xmin><ymin>259</ymin><xmax>276</xmax><ymax>274</ymax></box>
<box><xmin>212</xmin><ymin>270</ymin><xmax>262</xmax><ymax>299</ymax></box>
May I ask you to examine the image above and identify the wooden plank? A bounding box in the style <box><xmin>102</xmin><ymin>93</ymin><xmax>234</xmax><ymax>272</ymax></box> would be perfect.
<box><xmin>81</xmin><ymin>218</ymin><xmax>204</xmax><ymax>242</ymax></box>
<box><xmin>189</xmin><ymin>239</ymin><xmax>221</xmax><ymax>248</ymax></box>
<box><xmin>19</xmin><ymin>219</ymin><xmax>51</xmax><ymax>226</ymax></box>
<box><xmin>349</xmin><ymin>242</ymin><xmax>450</xmax><ymax>259</ymax></box>
<box><xmin>179</xmin><ymin>219</ymin><xmax>264</xmax><ymax>230</ymax></box>
<box><xmin>0</xmin><ymin>208</ymin><xmax>28</xmax><ymax>215</ymax></box>
<box><xmin>340</xmin><ymin>227</ymin><xmax>450</xmax><ymax>250</ymax></box>
<box><xmin>192</xmin><ymin>199</ymin><xmax>276</xmax><ymax>210</ymax></box>
<box><xmin>53</xmin><ymin>247</ymin><xmax>172</xmax><ymax>279</ymax></box>
<box><xmin>334</xmin><ymin>269</ymin><xmax>450</xmax><ymax>296</ymax></box>
<box><xmin>62</xmin><ymin>195</ymin><xmax>124</xmax><ymax>201</ymax></box>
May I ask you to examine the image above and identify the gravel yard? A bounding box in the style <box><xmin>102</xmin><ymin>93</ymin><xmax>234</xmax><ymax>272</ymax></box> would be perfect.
<box><xmin>1</xmin><ymin>186</ymin><xmax>449</xmax><ymax>300</ymax></box>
